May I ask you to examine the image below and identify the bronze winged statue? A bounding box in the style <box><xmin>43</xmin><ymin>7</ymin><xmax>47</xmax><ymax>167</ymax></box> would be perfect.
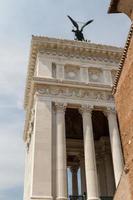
<box><xmin>67</xmin><ymin>15</ymin><xmax>94</xmax><ymax>41</ymax></box>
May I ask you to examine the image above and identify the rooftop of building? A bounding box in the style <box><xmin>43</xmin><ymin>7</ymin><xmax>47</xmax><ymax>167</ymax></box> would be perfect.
<box><xmin>24</xmin><ymin>36</ymin><xmax>123</xmax><ymax>109</ymax></box>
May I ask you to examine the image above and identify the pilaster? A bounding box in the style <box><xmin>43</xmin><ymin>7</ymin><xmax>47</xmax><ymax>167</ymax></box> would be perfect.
<box><xmin>30</xmin><ymin>97</ymin><xmax>52</xmax><ymax>199</ymax></box>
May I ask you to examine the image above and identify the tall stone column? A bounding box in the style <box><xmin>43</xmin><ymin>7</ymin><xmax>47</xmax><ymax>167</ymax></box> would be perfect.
<box><xmin>55</xmin><ymin>103</ymin><xmax>67</xmax><ymax>200</ymax></box>
<box><xmin>80</xmin><ymin>105</ymin><xmax>100</xmax><ymax>200</ymax></box>
<box><xmin>80</xmin><ymin>157</ymin><xmax>86</xmax><ymax>194</ymax></box>
<box><xmin>70</xmin><ymin>166</ymin><xmax>79</xmax><ymax>195</ymax></box>
<box><xmin>97</xmin><ymin>156</ymin><xmax>107</xmax><ymax>196</ymax></box>
<box><xmin>106</xmin><ymin>107</ymin><xmax>124</xmax><ymax>186</ymax></box>
<box><xmin>104</xmin><ymin>153</ymin><xmax>115</xmax><ymax>196</ymax></box>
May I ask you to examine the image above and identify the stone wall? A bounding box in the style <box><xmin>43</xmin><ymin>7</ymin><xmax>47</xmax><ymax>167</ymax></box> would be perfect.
<box><xmin>114</xmin><ymin>34</ymin><xmax>133</xmax><ymax>199</ymax></box>
<box><xmin>114</xmin><ymin>172</ymin><xmax>131</xmax><ymax>200</ymax></box>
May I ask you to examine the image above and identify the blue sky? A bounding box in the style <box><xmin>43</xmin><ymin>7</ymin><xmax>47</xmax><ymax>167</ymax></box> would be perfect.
<box><xmin>0</xmin><ymin>0</ymin><xmax>131</xmax><ymax>199</ymax></box>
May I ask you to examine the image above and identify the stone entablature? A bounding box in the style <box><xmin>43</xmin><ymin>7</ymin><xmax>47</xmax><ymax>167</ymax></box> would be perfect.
<box><xmin>34</xmin><ymin>80</ymin><xmax>114</xmax><ymax>106</ymax></box>
<box><xmin>23</xmin><ymin>37</ymin><xmax>122</xmax><ymax>142</ymax></box>
<box><xmin>24</xmin><ymin>36</ymin><xmax>122</xmax><ymax>109</ymax></box>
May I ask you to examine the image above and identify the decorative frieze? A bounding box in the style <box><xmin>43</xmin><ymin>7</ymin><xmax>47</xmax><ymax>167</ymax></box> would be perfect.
<box><xmin>36</xmin><ymin>85</ymin><xmax>114</xmax><ymax>103</ymax></box>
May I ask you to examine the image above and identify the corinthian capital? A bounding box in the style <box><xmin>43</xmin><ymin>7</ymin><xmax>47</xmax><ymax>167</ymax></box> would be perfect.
<box><xmin>79</xmin><ymin>105</ymin><xmax>93</xmax><ymax>115</ymax></box>
<box><xmin>106</xmin><ymin>107</ymin><xmax>116</xmax><ymax>116</ymax></box>
<box><xmin>55</xmin><ymin>102</ymin><xmax>67</xmax><ymax>113</ymax></box>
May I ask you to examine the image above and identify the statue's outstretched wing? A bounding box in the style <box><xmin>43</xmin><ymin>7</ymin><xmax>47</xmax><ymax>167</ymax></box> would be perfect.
<box><xmin>81</xmin><ymin>19</ymin><xmax>94</xmax><ymax>31</ymax></box>
<box><xmin>67</xmin><ymin>15</ymin><xmax>79</xmax><ymax>30</ymax></box>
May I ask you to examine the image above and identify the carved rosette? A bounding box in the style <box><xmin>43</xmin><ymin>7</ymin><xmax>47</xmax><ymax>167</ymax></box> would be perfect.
<box><xmin>65</xmin><ymin>65</ymin><xmax>80</xmax><ymax>81</ymax></box>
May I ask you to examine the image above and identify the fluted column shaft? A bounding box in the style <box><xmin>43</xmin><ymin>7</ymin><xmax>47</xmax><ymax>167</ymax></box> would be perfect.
<box><xmin>107</xmin><ymin>107</ymin><xmax>124</xmax><ymax>186</ymax></box>
<box><xmin>70</xmin><ymin>166</ymin><xmax>79</xmax><ymax>196</ymax></box>
<box><xmin>80</xmin><ymin>105</ymin><xmax>100</xmax><ymax>200</ymax></box>
<box><xmin>55</xmin><ymin>103</ymin><xmax>67</xmax><ymax>200</ymax></box>
<box><xmin>80</xmin><ymin>157</ymin><xmax>86</xmax><ymax>194</ymax></box>
<box><xmin>104</xmin><ymin>153</ymin><xmax>115</xmax><ymax>196</ymax></box>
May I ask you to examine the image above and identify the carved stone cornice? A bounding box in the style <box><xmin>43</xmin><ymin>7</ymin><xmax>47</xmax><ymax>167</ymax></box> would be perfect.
<box><xmin>24</xmin><ymin>36</ymin><xmax>122</xmax><ymax>109</ymax></box>
<box><xmin>33</xmin><ymin>77</ymin><xmax>113</xmax><ymax>91</ymax></box>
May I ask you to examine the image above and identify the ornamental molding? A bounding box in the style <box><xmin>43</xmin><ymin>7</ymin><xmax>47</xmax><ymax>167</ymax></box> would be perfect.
<box><xmin>35</xmin><ymin>84</ymin><xmax>114</xmax><ymax>103</ymax></box>
<box><xmin>24</xmin><ymin>36</ymin><xmax>122</xmax><ymax>109</ymax></box>
<box><xmin>39</xmin><ymin>53</ymin><xmax>120</xmax><ymax>70</ymax></box>
<box><xmin>112</xmin><ymin>24</ymin><xmax>133</xmax><ymax>94</ymax></box>
<box><xmin>33</xmin><ymin>77</ymin><xmax>112</xmax><ymax>91</ymax></box>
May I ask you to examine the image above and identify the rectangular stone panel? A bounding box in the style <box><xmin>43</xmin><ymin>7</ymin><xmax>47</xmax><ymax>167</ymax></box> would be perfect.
<box><xmin>31</xmin><ymin>98</ymin><xmax>52</xmax><ymax>198</ymax></box>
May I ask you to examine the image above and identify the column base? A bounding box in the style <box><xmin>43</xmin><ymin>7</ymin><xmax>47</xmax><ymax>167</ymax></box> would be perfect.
<box><xmin>56</xmin><ymin>197</ymin><xmax>67</xmax><ymax>200</ymax></box>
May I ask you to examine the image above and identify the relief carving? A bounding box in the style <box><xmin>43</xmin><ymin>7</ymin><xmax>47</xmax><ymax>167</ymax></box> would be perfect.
<box><xmin>36</xmin><ymin>85</ymin><xmax>114</xmax><ymax>103</ymax></box>
<box><xmin>89</xmin><ymin>68</ymin><xmax>103</xmax><ymax>83</ymax></box>
<box><xmin>65</xmin><ymin>65</ymin><xmax>80</xmax><ymax>81</ymax></box>
<box><xmin>26</xmin><ymin>108</ymin><xmax>35</xmax><ymax>152</ymax></box>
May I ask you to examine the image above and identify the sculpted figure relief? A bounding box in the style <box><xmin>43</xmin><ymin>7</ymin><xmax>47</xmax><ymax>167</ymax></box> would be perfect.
<box><xmin>67</xmin><ymin>15</ymin><xmax>94</xmax><ymax>41</ymax></box>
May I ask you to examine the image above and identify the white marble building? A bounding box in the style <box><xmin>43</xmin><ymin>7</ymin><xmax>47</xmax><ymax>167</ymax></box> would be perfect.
<box><xmin>23</xmin><ymin>36</ymin><xmax>124</xmax><ymax>200</ymax></box>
